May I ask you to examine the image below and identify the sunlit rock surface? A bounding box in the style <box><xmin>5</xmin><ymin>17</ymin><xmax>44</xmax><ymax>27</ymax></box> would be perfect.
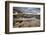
<box><xmin>13</xmin><ymin>18</ymin><xmax>40</xmax><ymax>28</ymax></box>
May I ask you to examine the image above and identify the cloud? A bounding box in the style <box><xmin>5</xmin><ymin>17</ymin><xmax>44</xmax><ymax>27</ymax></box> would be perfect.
<box><xmin>13</xmin><ymin>7</ymin><xmax>40</xmax><ymax>13</ymax></box>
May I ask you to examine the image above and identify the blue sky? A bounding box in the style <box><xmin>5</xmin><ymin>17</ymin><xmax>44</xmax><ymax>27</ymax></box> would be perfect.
<box><xmin>13</xmin><ymin>7</ymin><xmax>40</xmax><ymax>13</ymax></box>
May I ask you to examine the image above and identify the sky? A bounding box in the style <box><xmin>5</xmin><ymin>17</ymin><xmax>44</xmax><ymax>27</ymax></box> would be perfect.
<box><xmin>13</xmin><ymin>7</ymin><xmax>40</xmax><ymax>13</ymax></box>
